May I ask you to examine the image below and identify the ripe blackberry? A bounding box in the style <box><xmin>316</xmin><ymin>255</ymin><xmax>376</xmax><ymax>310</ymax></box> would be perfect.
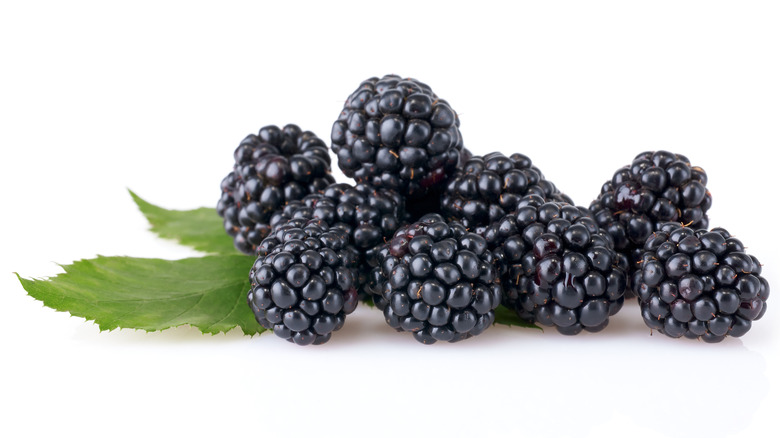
<box><xmin>247</xmin><ymin>218</ymin><xmax>360</xmax><ymax>345</ymax></box>
<box><xmin>331</xmin><ymin>74</ymin><xmax>465</xmax><ymax>199</ymax></box>
<box><xmin>277</xmin><ymin>183</ymin><xmax>406</xmax><ymax>262</ymax></box>
<box><xmin>590</xmin><ymin>150</ymin><xmax>712</xmax><ymax>264</ymax></box>
<box><xmin>272</xmin><ymin>182</ymin><xmax>408</xmax><ymax>300</ymax></box>
<box><xmin>217</xmin><ymin>124</ymin><xmax>335</xmax><ymax>255</ymax></box>
<box><xmin>441</xmin><ymin>151</ymin><xmax>572</xmax><ymax>232</ymax></box>
<box><xmin>486</xmin><ymin>199</ymin><xmax>628</xmax><ymax>335</ymax></box>
<box><xmin>367</xmin><ymin>214</ymin><xmax>502</xmax><ymax>344</ymax></box>
<box><xmin>634</xmin><ymin>223</ymin><xmax>769</xmax><ymax>343</ymax></box>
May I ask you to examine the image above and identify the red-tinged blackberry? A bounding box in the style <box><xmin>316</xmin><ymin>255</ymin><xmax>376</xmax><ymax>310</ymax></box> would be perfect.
<box><xmin>247</xmin><ymin>218</ymin><xmax>360</xmax><ymax>345</ymax></box>
<box><xmin>331</xmin><ymin>74</ymin><xmax>465</xmax><ymax>199</ymax></box>
<box><xmin>633</xmin><ymin>223</ymin><xmax>769</xmax><ymax>343</ymax></box>
<box><xmin>485</xmin><ymin>198</ymin><xmax>628</xmax><ymax>335</ymax></box>
<box><xmin>441</xmin><ymin>151</ymin><xmax>572</xmax><ymax>233</ymax></box>
<box><xmin>590</xmin><ymin>150</ymin><xmax>712</xmax><ymax>265</ymax></box>
<box><xmin>217</xmin><ymin>124</ymin><xmax>335</xmax><ymax>255</ymax></box>
<box><xmin>366</xmin><ymin>214</ymin><xmax>502</xmax><ymax>344</ymax></box>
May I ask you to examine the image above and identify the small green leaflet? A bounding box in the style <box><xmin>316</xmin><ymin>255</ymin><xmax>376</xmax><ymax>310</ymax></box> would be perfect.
<box><xmin>18</xmin><ymin>190</ymin><xmax>537</xmax><ymax>336</ymax></box>
<box><xmin>128</xmin><ymin>189</ymin><xmax>236</xmax><ymax>255</ymax></box>
<box><xmin>493</xmin><ymin>305</ymin><xmax>540</xmax><ymax>330</ymax></box>
<box><xmin>18</xmin><ymin>255</ymin><xmax>261</xmax><ymax>335</ymax></box>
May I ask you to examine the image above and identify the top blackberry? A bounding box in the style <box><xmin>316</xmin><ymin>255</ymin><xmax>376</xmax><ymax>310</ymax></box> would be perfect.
<box><xmin>331</xmin><ymin>74</ymin><xmax>465</xmax><ymax>199</ymax></box>
<box><xmin>217</xmin><ymin>124</ymin><xmax>335</xmax><ymax>255</ymax></box>
<box><xmin>590</xmin><ymin>150</ymin><xmax>711</xmax><ymax>263</ymax></box>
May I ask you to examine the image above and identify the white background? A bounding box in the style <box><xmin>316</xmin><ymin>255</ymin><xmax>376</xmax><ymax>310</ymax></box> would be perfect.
<box><xmin>1</xmin><ymin>1</ymin><xmax>779</xmax><ymax>437</ymax></box>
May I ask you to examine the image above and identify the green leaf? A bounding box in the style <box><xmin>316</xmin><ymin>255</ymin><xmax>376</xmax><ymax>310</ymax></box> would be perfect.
<box><xmin>17</xmin><ymin>254</ymin><xmax>263</xmax><ymax>335</ymax></box>
<box><xmin>129</xmin><ymin>189</ymin><xmax>236</xmax><ymax>255</ymax></box>
<box><xmin>494</xmin><ymin>305</ymin><xmax>541</xmax><ymax>330</ymax></box>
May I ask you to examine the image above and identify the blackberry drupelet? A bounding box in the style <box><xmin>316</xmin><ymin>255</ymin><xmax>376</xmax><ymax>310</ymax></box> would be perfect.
<box><xmin>331</xmin><ymin>74</ymin><xmax>465</xmax><ymax>199</ymax></box>
<box><xmin>590</xmin><ymin>150</ymin><xmax>712</xmax><ymax>264</ymax></box>
<box><xmin>486</xmin><ymin>198</ymin><xmax>628</xmax><ymax>335</ymax></box>
<box><xmin>634</xmin><ymin>223</ymin><xmax>769</xmax><ymax>343</ymax></box>
<box><xmin>217</xmin><ymin>124</ymin><xmax>335</xmax><ymax>255</ymax></box>
<box><xmin>247</xmin><ymin>218</ymin><xmax>360</xmax><ymax>345</ymax></box>
<box><xmin>441</xmin><ymin>151</ymin><xmax>572</xmax><ymax>232</ymax></box>
<box><xmin>367</xmin><ymin>214</ymin><xmax>502</xmax><ymax>344</ymax></box>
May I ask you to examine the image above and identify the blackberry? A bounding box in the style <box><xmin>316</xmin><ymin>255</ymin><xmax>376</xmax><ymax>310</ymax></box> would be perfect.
<box><xmin>247</xmin><ymin>218</ymin><xmax>360</xmax><ymax>345</ymax></box>
<box><xmin>367</xmin><ymin>214</ymin><xmax>502</xmax><ymax>344</ymax></box>
<box><xmin>331</xmin><ymin>74</ymin><xmax>465</xmax><ymax>199</ymax></box>
<box><xmin>272</xmin><ymin>182</ymin><xmax>408</xmax><ymax>300</ymax></box>
<box><xmin>277</xmin><ymin>183</ymin><xmax>406</xmax><ymax>264</ymax></box>
<box><xmin>590</xmin><ymin>150</ymin><xmax>712</xmax><ymax>264</ymax></box>
<box><xmin>486</xmin><ymin>198</ymin><xmax>628</xmax><ymax>335</ymax></box>
<box><xmin>634</xmin><ymin>223</ymin><xmax>769</xmax><ymax>343</ymax></box>
<box><xmin>217</xmin><ymin>124</ymin><xmax>335</xmax><ymax>255</ymax></box>
<box><xmin>441</xmin><ymin>151</ymin><xmax>572</xmax><ymax>232</ymax></box>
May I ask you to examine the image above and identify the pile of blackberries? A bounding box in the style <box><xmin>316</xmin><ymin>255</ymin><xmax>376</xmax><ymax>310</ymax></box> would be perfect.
<box><xmin>219</xmin><ymin>74</ymin><xmax>769</xmax><ymax>345</ymax></box>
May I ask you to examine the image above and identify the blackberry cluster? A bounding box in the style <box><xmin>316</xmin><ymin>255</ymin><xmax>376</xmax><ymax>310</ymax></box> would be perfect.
<box><xmin>486</xmin><ymin>198</ymin><xmax>628</xmax><ymax>334</ymax></box>
<box><xmin>634</xmin><ymin>223</ymin><xmax>769</xmax><ymax>343</ymax></box>
<box><xmin>441</xmin><ymin>152</ymin><xmax>572</xmax><ymax>232</ymax></box>
<box><xmin>213</xmin><ymin>75</ymin><xmax>769</xmax><ymax>346</ymax></box>
<box><xmin>247</xmin><ymin>218</ymin><xmax>360</xmax><ymax>345</ymax></box>
<box><xmin>368</xmin><ymin>214</ymin><xmax>502</xmax><ymax>344</ymax></box>
<box><xmin>590</xmin><ymin>150</ymin><xmax>711</xmax><ymax>263</ymax></box>
<box><xmin>331</xmin><ymin>74</ymin><xmax>465</xmax><ymax>199</ymax></box>
<box><xmin>218</xmin><ymin>124</ymin><xmax>335</xmax><ymax>255</ymax></box>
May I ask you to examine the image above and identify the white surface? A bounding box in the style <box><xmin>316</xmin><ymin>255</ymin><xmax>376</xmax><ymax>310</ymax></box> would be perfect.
<box><xmin>1</xmin><ymin>1</ymin><xmax>779</xmax><ymax>437</ymax></box>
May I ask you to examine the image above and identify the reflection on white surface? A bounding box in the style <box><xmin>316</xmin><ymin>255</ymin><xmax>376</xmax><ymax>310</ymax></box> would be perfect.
<box><xmin>497</xmin><ymin>303</ymin><xmax>770</xmax><ymax>438</ymax></box>
<box><xmin>50</xmin><ymin>301</ymin><xmax>771</xmax><ymax>438</ymax></box>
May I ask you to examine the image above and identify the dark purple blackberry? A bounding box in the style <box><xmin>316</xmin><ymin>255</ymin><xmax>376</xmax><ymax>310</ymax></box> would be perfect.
<box><xmin>217</xmin><ymin>124</ymin><xmax>335</xmax><ymax>255</ymax></box>
<box><xmin>633</xmin><ymin>223</ymin><xmax>769</xmax><ymax>343</ymax></box>
<box><xmin>485</xmin><ymin>198</ymin><xmax>628</xmax><ymax>335</ymax></box>
<box><xmin>441</xmin><ymin>151</ymin><xmax>572</xmax><ymax>232</ymax></box>
<box><xmin>247</xmin><ymin>218</ymin><xmax>360</xmax><ymax>345</ymax></box>
<box><xmin>272</xmin><ymin>182</ymin><xmax>408</xmax><ymax>299</ymax></box>
<box><xmin>367</xmin><ymin>214</ymin><xmax>502</xmax><ymax>344</ymax></box>
<box><xmin>331</xmin><ymin>74</ymin><xmax>465</xmax><ymax>199</ymax></box>
<box><xmin>590</xmin><ymin>150</ymin><xmax>712</xmax><ymax>264</ymax></box>
<box><xmin>277</xmin><ymin>183</ymin><xmax>406</xmax><ymax>262</ymax></box>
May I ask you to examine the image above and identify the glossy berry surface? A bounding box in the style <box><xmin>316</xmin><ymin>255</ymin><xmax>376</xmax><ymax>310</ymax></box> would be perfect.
<box><xmin>272</xmin><ymin>182</ymin><xmax>408</xmax><ymax>300</ymax></box>
<box><xmin>486</xmin><ymin>198</ymin><xmax>628</xmax><ymax>335</ymax></box>
<box><xmin>441</xmin><ymin>151</ymin><xmax>572</xmax><ymax>233</ymax></box>
<box><xmin>633</xmin><ymin>223</ymin><xmax>769</xmax><ymax>342</ymax></box>
<box><xmin>217</xmin><ymin>124</ymin><xmax>334</xmax><ymax>255</ymax></box>
<box><xmin>331</xmin><ymin>74</ymin><xmax>465</xmax><ymax>199</ymax></box>
<box><xmin>276</xmin><ymin>183</ymin><xmax>406</xmax><ymax>262</ymax></box>
<box><xmin>590</xmin><ymin>150</ymin><xmax>712</xmax><ymax>265</ymax></box>
<box><xmin>247</xmin><ymin>218</ymin><xmax>359</xmax><ymax>345</ymax></box>
<box><xmin>367</xmin><ymin>214</ymin><xmax>502</xmax><ymax>344</ymax></box>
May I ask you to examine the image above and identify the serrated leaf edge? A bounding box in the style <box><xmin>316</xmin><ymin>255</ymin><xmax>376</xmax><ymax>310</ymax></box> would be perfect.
<box><xmin>15</xmin><ymin>260</ymin><xmax>267</xmax><ymax>337</ymax></box>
